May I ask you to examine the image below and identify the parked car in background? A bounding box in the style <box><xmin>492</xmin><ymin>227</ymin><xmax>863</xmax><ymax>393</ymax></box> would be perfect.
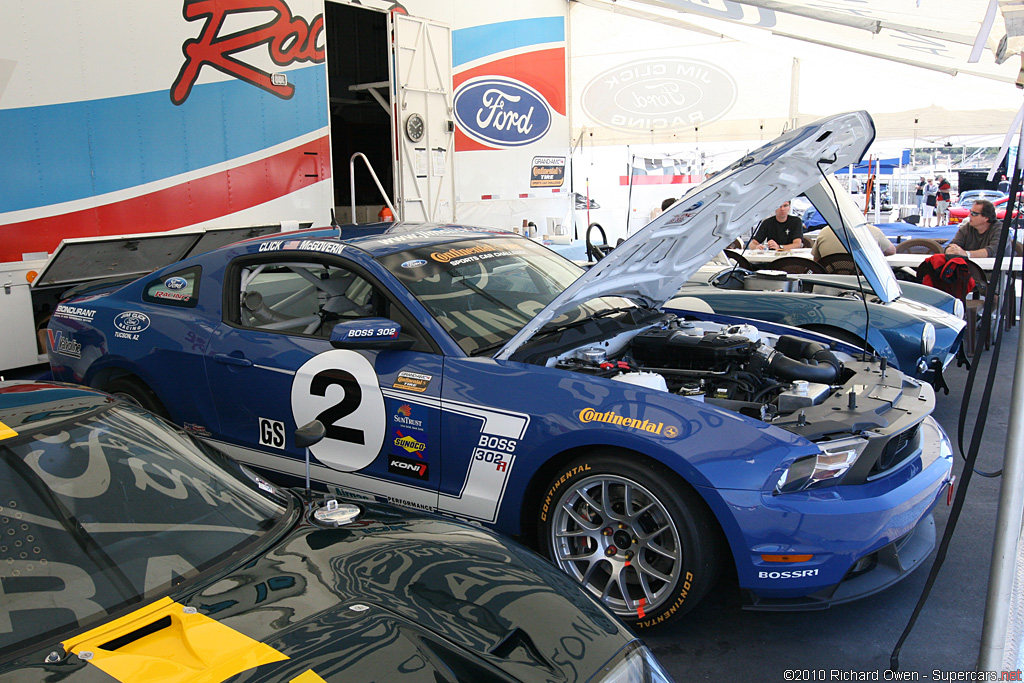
<box><xmin>0</xmin><ymin>381</ymin><xmax>669</xmax><ymax>682</ymax></box>
<box><xmin>949</xmin><ymin>191</ymin><xmax>1018</xmax><ymax>225</ymax></box>
<box><xmin>46</xmin><ymin>111</ymin><xmax>955</xmax><ymax>629</ymax></box>
<box><xmin>685</xmin><ymin>180</ymin><xmax>966</xmax><ymax>387</ymax></box>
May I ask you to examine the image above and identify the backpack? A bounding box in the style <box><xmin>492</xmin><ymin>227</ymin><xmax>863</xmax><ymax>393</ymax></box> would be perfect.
<box><xmin>917</xmin><ymin>253</ymin><xmax>975</xmax><ymax>299</ymax></box>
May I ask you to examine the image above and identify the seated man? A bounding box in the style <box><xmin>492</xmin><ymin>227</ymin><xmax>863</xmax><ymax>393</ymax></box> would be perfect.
<box><xmin>812</xmin><ymin>224</ymin><xmax>896</xmax><ymax>260</ymax></box>
<box><xmin>945</xmin><ymin>199</ymin><xmax>1007</xmax><ymax>259</ymax></box>
<box><xmin>748</xmin><ymin>201</ymin><xmax>803</xmax><ymax>251</ymax></box>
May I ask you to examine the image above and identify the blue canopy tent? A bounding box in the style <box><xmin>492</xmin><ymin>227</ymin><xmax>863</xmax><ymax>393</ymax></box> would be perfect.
<box><xmin>833</xmin><ymin>150</ymin><xmax>912</xmax><ymax>175</ymax></box>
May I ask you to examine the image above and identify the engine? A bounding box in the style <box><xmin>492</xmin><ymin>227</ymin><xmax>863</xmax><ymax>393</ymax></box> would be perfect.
<box><xmin>554</xmin><ymin>319</ymin><xmax>849</xmax><ymax>418</ymax></box>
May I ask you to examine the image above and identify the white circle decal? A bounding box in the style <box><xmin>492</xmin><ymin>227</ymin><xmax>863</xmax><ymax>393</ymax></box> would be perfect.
<box><xmin>291</xmin><ymin>350</ymin><xmax>386</xmax><ymax>472</ymax></box>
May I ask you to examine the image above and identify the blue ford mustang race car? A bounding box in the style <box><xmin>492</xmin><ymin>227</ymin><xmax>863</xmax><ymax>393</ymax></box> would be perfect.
<box><xmin>47</xmin><ymin>112</ymin><xmax>955</xmax><ymax>629</ymax></box>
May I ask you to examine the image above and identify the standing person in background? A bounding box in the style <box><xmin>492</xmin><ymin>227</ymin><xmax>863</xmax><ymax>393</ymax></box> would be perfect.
<box><xmin>923</xmin><ymin>178</ymin><xmax>938</xmax><ymax>226</ymax></box>
<box><xmin>915</xmin><ymin>177</ymin><xmax>926</xmax><ymax>215</ymax></box>
<box><xmin>748</xmin><ymin>201</ymin><xmax>804</xmax><ymax>251</ymax></box>
<box><xmin>998</xmin><ymin>174</ymin><xmax>1011</xmax><ymax>194</ymax></box>
<box><xmin>849</xmin><ymin>175</ymin><xmax>860</xmax><ymax>194</ymax></box>
<box><xmin>935</xmin><ymin>175</ymin><xmax>951</xmax><ymax>225</ymax></box>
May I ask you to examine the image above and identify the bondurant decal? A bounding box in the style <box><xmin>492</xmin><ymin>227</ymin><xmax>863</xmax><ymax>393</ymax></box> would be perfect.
<box><xmin>581</xmin><ymin>58</ymin><xmax>737</xmax><ymax>133</ymax></box>
<box><xmin>453</xmin><ymin>77</ymin><xmax>552</xmax><ymax>148</ymax></box>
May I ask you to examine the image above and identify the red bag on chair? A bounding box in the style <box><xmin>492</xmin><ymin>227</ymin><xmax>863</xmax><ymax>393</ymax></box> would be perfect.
<box><xmin>917</xmin><ymin>254</ymin><xmax>975</xmax><ymax>299</ymax></box>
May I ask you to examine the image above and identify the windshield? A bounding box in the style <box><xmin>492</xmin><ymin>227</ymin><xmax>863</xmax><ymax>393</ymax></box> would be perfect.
<box><xmin>380</xmin><ymin>237</ymin><xmax>630</xmax><ymax>355</ymax></box>
<box><xmin>0</xmin><ymin>403</ymin><xmax>285</xmax><ymax>656</ymax></box>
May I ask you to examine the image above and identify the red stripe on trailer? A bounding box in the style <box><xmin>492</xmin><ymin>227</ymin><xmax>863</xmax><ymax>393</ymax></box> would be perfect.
<box><xmin>0</xmin><ymin>136</ymin><xmax>330</xmax><ymax>263</ymax></box>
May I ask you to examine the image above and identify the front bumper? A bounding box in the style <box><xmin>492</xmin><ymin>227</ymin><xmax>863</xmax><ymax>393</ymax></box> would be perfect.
<box><xmin>709</xmin><ymin>416</ymin><xmax>953</xmax><ymax>610</ymax></box>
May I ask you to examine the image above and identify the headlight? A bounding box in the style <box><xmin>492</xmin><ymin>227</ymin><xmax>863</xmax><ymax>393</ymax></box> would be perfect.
<box><xmin>921</xmin><ymin>322</ymin><xmax>936</xmax><ymax>355</ymax></box>
<box><xmin>953</xmin><ymin>298</ymin><xmax>965</xmax><ymax>319</ymax></box>
<box><xmin>595</xmin><ymin>642</ymin><xmax>673</xmax><ymax>683</ymax></box>
<box><xmin>774</xmin><ymin>436</ymin><xmax>869</xmax><ymax>494</ymax></box>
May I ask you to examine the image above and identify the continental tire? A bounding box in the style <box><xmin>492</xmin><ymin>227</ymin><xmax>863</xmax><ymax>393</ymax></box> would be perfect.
<box><xmin>103</xmin><ymin>376</ymin><xmax>170</xmax><ymax>420</ymax></box>
<box><xmin>538</xmin><ymin>451</ymin><xmax>721</xmax><ymax>629</ymax></box>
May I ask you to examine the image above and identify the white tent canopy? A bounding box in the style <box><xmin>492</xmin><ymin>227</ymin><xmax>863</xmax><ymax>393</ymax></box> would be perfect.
<box><xmin>570</xmin><ymin>0</ymin><xmax>1024</xmax><ymax>143</ymax></box>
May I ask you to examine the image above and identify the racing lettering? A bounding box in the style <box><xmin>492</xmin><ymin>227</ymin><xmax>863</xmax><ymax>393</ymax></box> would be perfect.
<box><xmin>258</xmin><ymin>417</ymin><xmax>286</xmax><ymax>449</ymax></box>
<box><xmin>636</xmin><ymin>571</ymin><xmax>693</xmax><ymax>629</ymax></box>
<box><xmin>171</xmin><ymin>0</ymin><xmax>325</xmax><ymax>104</ymax></box>
<box><xmin>540</xmin><ymin>464</ymin><xmax>592</xmax><ymax>522</ymax></box>
<box><xmin>757</xmin><ymin>569</ymin><xmax>820</xmax><ymax>579</ymax></box>
<box><xmin>310</xmin><ymin>369</ymin><xmax>364</xmax><ymax>445</ymax></box>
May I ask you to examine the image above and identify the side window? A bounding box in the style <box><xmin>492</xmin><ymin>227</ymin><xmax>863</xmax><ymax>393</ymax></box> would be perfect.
<box><xmin>143</xmin><ymin>267</ymin><xmax>201</xmax><ymax>308</ymax></box>
<box><xmin>237</xmin><ymin>261</ymin><xmax>378</xmax><ymax>337</ymax></box>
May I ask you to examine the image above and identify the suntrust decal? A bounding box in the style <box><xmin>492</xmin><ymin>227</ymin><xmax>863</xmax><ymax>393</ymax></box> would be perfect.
<box><xmin>453</xmin><ymin>77</ymin><xmax>552</xmax><ymax>148</ymax></box>
<box><xmin>581</xmin><ymin>58</ymin><xmax>736</xmax><ymax>133</ymax></box>
<box><xmin>171</xmin><ymin>0</ymin><xmax>325</xmax><ymax>105</ymax></box>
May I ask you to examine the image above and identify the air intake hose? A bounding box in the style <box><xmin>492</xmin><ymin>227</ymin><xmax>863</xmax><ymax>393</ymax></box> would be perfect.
<box><xmin>767</xmin><ymin>335</ymin><xmax>842</xmax><ymax>384</ymax></box>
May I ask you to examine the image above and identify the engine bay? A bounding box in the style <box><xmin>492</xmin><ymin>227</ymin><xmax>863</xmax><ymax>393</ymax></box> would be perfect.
<box><xmin>552</xmin><ymin>316</ymin><xmax>859</xmax><ymax>422</ymax></box>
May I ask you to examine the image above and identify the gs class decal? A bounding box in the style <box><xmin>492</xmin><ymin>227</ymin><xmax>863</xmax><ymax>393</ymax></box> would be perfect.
<box><xmin>291</xmin><ymin>350</ymin><xmax>386</xmax><ymax>472</ymax></box>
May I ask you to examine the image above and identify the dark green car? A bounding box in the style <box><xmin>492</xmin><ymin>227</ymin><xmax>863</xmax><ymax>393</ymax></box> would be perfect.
<box><xmin>0</xmin><ymin>381</ymin><xmax>670</xmax><ymax>682</ymax></box>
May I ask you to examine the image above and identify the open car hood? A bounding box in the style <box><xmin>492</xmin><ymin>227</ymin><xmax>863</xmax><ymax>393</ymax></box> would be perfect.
<box><xmin>803</xmin><ymin>176</ymin><xmax>902</xmax><ymax>302</ymax></box>
<box><xmin>496</xmin><ymin>110</ymin><xmax>876</xmax><ymax>360</ymax></box>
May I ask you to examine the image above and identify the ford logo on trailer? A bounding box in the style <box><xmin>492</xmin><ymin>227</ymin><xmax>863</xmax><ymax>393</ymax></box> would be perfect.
<box><xmin>453</xmin><ymin>77</ymin><xmax>551</xmax><ymax>148</ymax></box>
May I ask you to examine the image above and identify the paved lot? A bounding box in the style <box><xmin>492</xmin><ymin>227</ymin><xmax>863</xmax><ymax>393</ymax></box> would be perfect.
<box><xmin>645</xmin><ymin>328</ymin><xmax>1017</xmax><ymax>680</ymax></box>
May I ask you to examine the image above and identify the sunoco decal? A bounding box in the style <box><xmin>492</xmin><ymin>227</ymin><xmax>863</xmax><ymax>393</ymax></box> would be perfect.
<box><xmin>578</xmin><ymin>407</ymin><xmax>678</xmax><ymax>437</ymax></box>
<box><xmin>453</xmin><ymin>77</ymin><xmax>552</xmax><ymax>148</ymax></box>
<box><xmin>113</xmin><ymin>312</ymin><xmax>151</xmax><ymax>340</ymax></box>
<box><xmin>581</xmin><ymin>58</ymin><xmax>737</xmax><ymax>133</ymax></box>
<box><xmin>393</xmin><ymin>429</ymin><xmax>427</xmax><ymax>459</ymax></box>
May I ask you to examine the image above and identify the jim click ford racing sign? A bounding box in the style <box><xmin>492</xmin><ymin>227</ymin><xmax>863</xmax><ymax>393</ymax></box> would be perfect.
<box><xmin>453</xmin><ymin>77</ymin><xmax>552</xmax><ymax>148</ymax></box>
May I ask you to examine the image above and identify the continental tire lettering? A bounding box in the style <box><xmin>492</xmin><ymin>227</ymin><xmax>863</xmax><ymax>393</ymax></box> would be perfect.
<box><xmin>636</xmin><ymin>571</ymin><xmax>694</xmax><ymax>629</ymax></box>
<box><xmin>540</xmin><ymin>464</ymin><xmax>592</xmax><ymax>522</ymax></box>
<box><xmin>430</xmin><ymin>244</ymin><xmax>497</xmax><ymax>263</ymax></box>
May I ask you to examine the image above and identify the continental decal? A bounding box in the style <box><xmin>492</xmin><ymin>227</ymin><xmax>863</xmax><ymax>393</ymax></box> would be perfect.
<box><xmin>636</xmin><ymin>571</ymin><xmax>694</xmax><ymax>629</ymax></box>
<box><xmin>577</xmin><ymin>407</ymin><xmax>675</xmax><ymax>436</ymax></box>
<box><xmin>430</xmin><ymin>244</ymin><xmax>498</xmax><ymax>263</ymax></box>
<box><xmin>540</xmin><ymin>464</ymin><xmax>592</xmax><ymax>523</ymax></box>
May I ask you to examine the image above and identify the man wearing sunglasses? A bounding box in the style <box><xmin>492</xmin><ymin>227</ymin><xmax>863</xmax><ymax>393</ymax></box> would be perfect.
<box><xmin>945</xmin><ymin>199</ymin><xmax>1007</xmax><ymax>259</ymax></box>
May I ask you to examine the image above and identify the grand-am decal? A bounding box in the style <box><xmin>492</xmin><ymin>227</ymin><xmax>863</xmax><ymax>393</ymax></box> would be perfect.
<box><xmin>291</xmin><ymin>350</ymin><xmax>386</xmax><ymax>472</ymax></box>
<box><xmin>46</xmin><ymin>330</ymin><xmax>82</xmax><ymax>359</ymax></box>
<box><xmin>171</xmin><ymin>0</ymin><xmax>325</xmax><ymax>105</ymax></box>
<box><xmin>113</xmin><ymin>312</ymin><xmax>151</xmax><ymax>341</ymax></box>
<box><xmin>52</xmin><ymin>304</ymin><xmax>96</xmax><ymax>323</ymax></box>
<box><xmin>453</xmin><ymin>77</ymin><xmax>552</xmax><ymax>148</ymax></box>
<box><xmin>393</xmin><ymin>372</ymin><xmax>431</xmax><ymax>393</ymax></box>
<box><xmin>577</xmin><ymin>407</ymin><xmax>677</xmax><ymax>437</ymax></box>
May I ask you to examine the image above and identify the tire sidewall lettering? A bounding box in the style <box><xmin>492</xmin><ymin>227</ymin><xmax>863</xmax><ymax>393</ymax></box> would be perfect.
<box><xmin>291</xmin><ymin>350</ymin><xmax>385</xmax><ymax>471</ymax></box>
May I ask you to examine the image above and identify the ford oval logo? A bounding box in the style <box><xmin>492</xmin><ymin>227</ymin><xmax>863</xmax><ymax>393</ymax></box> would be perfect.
<box><xmin>453</xmin><ymin>77</ymin><xmax>551</xmax><ymax>148</ymax></box>
<box><xmin>114</xmin><ymin>311</ymin><xmax>151</xmax><ymax>334</ymax></box>
<box><xmin>165</xmin><ymin>276</ymin><xmax>188</xmax><ymax>290</ymax></box>
<box><xmin>401</xmin><ymin>259</ymin><xmax>427</xmax><ymax>269</ymax></box>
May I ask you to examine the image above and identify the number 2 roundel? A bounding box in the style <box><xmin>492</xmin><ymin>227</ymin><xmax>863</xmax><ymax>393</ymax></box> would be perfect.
<box><xmin>291</xmin><ymin>350</ymin><xmax>386</xmax><ymax>471</ymax></box>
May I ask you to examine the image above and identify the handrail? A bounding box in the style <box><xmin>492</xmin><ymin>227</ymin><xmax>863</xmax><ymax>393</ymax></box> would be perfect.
<box><xmin>349</xmin><ymin>152</ymin><xmax>397</xmax><ymax>224</ymax></box>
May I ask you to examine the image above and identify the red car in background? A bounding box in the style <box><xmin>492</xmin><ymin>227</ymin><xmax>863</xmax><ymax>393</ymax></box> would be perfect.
<box><xmin>948</xmin><ymin>192</ymin><xmax>1018</xmax><ymax>225</ymax></box>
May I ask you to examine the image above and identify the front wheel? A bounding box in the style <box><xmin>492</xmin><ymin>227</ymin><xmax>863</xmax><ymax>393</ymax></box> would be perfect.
<box><xmin>538</xmin><ymin>452</ymin><xmax>721</xmax><ymax>629</ymax></box>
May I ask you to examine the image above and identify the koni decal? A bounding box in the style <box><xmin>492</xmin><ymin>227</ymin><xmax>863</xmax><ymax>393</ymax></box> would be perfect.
<box><xmin>171</xmin><ymin>0</ymin><xmax>326</xmax><ymax>105</ymax></box>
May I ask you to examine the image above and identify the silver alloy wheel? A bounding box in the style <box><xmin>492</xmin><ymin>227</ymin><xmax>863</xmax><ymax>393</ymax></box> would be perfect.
<box><xmin>548</xmin><ymin>473</ymin><xmax>682</xmax><ymax>617</ymax></box>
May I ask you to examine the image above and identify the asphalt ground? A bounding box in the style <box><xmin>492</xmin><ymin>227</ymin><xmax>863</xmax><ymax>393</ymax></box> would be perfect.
<box><xmin>644</xmin><ymin>325</ymin><xmax>1019</xmax><ymax>681</ymax></box>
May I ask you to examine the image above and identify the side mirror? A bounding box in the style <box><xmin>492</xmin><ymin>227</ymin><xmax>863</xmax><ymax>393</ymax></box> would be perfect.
<box><xmin>329</xmin><ymin>317</ymin><xmax>415</xmax><ymax>350</ymax></box>
<box><xmin>295</xmin><ymin>419</ymin><xmax>326</xmax><ymax>449</ymax></box>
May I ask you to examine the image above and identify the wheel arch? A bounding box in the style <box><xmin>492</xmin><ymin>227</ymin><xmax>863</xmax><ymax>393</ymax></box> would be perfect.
<box><xmin>519</xmin><ymin>443</ymin><xmax>733</xmax><ymax>572</ymax></box>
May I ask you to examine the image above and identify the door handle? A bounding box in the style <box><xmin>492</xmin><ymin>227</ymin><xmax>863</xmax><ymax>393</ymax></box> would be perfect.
<box><xmin>214</xmin><ymin>353</ymin><xmax>253</xmax><ymax>367</ymax></box>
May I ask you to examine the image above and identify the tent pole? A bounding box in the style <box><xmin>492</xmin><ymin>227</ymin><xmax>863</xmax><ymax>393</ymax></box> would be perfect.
<box><xmin>978</xmin><ymin>112</ymin><xmax>1024</xmax><ymax>672</ymax></box>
